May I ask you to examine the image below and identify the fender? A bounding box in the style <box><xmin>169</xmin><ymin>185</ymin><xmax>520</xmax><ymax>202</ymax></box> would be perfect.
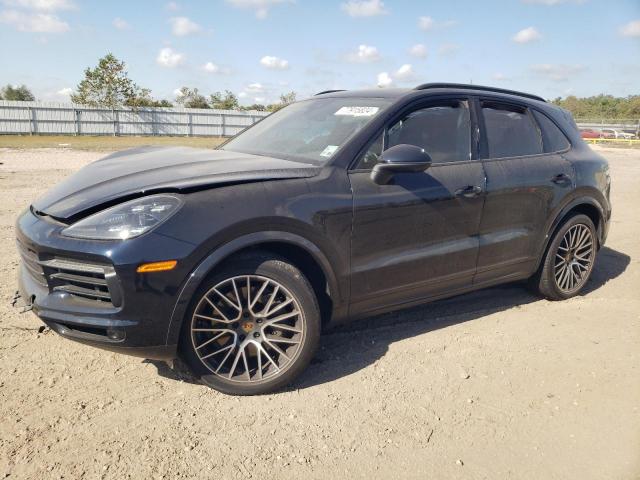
<box><xmin>164</xmin><ymin>231</ymin><xmax>342</xmax><ymax>345</ymax></box>
<box><xmin>536</xmin><ymin>194</ymin><xmax>607</xmax><ymax>267</ymax></box>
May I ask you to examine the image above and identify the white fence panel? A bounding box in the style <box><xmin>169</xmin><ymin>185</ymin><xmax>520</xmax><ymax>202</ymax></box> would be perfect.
<box><xmin>0</xmin><ymin>100</ymin><xmax>269</xmax><ymax>137</ymax></box>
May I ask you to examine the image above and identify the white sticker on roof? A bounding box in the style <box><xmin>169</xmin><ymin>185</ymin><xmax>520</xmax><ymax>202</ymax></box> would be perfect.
<box><xmin>334</xmin><ymin>106</ymin><xmax>379</xmax><ymax>117</ymax></box>
<box><xmin>320</xmin><ymin>145</ymin><xmax>339</xmax><ymax>157</ymax></box>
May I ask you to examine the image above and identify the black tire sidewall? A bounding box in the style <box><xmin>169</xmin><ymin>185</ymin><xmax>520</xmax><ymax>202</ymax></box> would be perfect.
<box><xmin>179</xmin><ymin>254</ymin><xmax>321</xmax><ymax>395</ymax></box>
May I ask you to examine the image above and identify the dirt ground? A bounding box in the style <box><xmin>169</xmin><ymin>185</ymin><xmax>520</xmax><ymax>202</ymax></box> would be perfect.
<box><xmin>0</xmin><ymin>146</ymin><xmax>638</xmax><ymax>480</ymax></box>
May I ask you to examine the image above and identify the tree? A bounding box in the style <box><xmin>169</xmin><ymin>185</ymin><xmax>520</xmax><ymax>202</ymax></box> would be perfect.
<box><xmin>125</xmin><ymin>95</ymin><xmax>173</xmax><ymax>108</ymax></box>
<box><xmin>552</xmin><ymin>94</ymin><xmax>640</xmax><ymax>120</ymax></box>
<box><xmin>0</xmin><ymin>84</ymin><xmax>35</xmax><ymax>101</ymax></box>
<box><xmin>71</xmin><ymin>53</ymin><xmax>148</xmax><ymax>108</ymax></box>
<box><xmin>243</xmin><ymin>103</ymin><xmax>266</xmax><ymax>111</ymax></box>
<box><xmin>210</xmin><ymin>90</ymin><xmax>240</xmax><ymax>110</ymax></box>
<box><xmin>267</xmin><ymin>91</ymin><xmax>296</xmax><ymax>112</ymax></box>
<box><xmin>175</xmin><ymin>87</ymin><xmax>210</xmax><ymax>109</ymax></box>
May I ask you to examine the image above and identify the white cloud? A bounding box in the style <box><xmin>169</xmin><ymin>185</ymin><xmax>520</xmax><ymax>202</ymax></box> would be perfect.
<box><xmin>238</xmin><ymin>91</ymin><xmax>247</xmax><ymax>98</ymax></box>
<box><xmin>418</xmin><ymin>15</ymin><xmax>433</xmax><ymax>31</ymax></box>
<box><xmin>530</xmin><ymin>63</ymin><xmax>586</xmax><ymax>81</ymax></box>
<box><xmin>1</xmin><ymin>0</ymin><xmax>74</xmax><ymax>11</ymax></box>
<box><xmin>492</xmin><ymin>72</ymin><xmax>508</xmax><ymax>81</ymax></box>
<box><xmin>0</xmin><ymin>9</ymin><xmax>68</xmax><ymax>32</ymax></box>
<box><xmin>394</xmin><ymin>64</ymin><xmax>414</xmax><ymax>81</ymax></box>
<box><xmin>347</xmin><ymin>44</ymin><xmax>380</xmax><ymax>63</ymax></box>
<box><xmin>254</xmin><ymin>96</ymin><xmax>265</xmax><ymax>103</ymax></box>
<box><xmin>169</xmin><ymin>16</ymin><xmax>201</xmax><ymax>36</ymax></box>
<box><xmin>56</xmin><ymin>87</ymin><xmax>72</xmax><ymax>96</ymax></box>
<box><xmin>156</xmin><ymin>47</ymin><xmax>184</xmax><ymax>68</ymax></box>
<box><xmin>341</xmin><ymin>0</ymin><xmax>387</xmax><ymax>17</ymax></box>
<box><xmin>165</xmin><ymin>1</ymin><xmax>179</xmax><ymax>10</ymax></box>
<box><xmin>513</xmin><ymin>26</ymin><xmax>541</xmax><ymax>43</ymax></box>
<box><xmin>417</xmin><ymin>16</ymin><xmax>456</xmax><ymax>32</ymax></box>
<box><xmin>173</xmin><ymin>88</ymin><xmax>184</xmax><ymax>97</ymax></box>
<box><xmin>409</xmin><ymin>43</ymin><xmax>427</xmax><ymax>58</ymax></box>
<box><xmin>225</xmin><ymin>0</ymin><xmax>293</xmax><ymax>19</ymax></box>
<box><xmin>112</xmin><ymin>17</ymin><xmax>130</xmax><ymax>30</ymax></box>
<box><xmin>620</xmin><ymin>20</ymin><xmax>640</xmax><ymax>38</ymax></box>
<box><xmin>202</xmin><ymin>62</ymin><xmax>220</xmax><ymax>73</ymax></box>
<box><xmin>260</xmin><ymin>55</ymin><xmax>289</xmax><ymax>70</ymax></box>
<box><xmin>246</xmin><ymin>82</ymin><xmax>264</xmax><ymax>93</ymax></box>
<box><xmin>438</xmin><ymin>43</ymin><xmax>459</xmax><ymax>56</ymax></box>
<box><xmin>377</xmin><ymin>72</ymin><xmax>392</xmax><ymax>88</ymax></box>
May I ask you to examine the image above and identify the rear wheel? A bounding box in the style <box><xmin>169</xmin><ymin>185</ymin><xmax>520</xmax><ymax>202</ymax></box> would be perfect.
<box><xmin>179</xmin><ymin>254</ymin><xmax>320</xmax><ymax>395</ymax></box>
<box><xmin>531</xmin><ymin>214</ymin><xmax>597</xmax><ymax>300</ymax></box>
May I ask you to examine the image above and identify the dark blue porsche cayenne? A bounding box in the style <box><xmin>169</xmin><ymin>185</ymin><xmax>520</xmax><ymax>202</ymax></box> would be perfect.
<box><xmin>16</xmin><ymin>83</ymin><xmax>611</xmax><ymax>394</ymax></box>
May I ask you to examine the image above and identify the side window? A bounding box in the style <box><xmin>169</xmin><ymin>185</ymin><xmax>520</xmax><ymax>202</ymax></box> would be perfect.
<box><xmin>532</xmin><ymin>110</ymin><xmax>571</xmax><ymax>153</ymax></box>
<box><xmin>481</xmin><ymin>102</ymin><xmax>543</xmax><ymax>158</ymax></box>
<box><xmin>354</xmin><ymin>133</ymin><xmax>383</xmax><ymax>170</ymax></box>
<box><xmin>387</xmin><ymin>101</ymin><xmax>471</xmax><ymax>163</ymax></box>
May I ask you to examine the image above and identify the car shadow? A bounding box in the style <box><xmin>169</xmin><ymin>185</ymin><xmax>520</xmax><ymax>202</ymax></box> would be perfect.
<box><xmin>145</xmin><ymin>246</ymin><xmax>630</xmax><ymax>391</ymax></box>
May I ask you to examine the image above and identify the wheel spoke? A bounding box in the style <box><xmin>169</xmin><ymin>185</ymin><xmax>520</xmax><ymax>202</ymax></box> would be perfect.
<box><xmin>195</xmin><ymin>331</ymin><xmax>227</xmax><ymax>350</ymax></box>
<box><xmin>204</xmin><ymin>296</ymin><xmax>231</xmax><ymax>323</ymax></box>
<box><xmin>213</xmin><ymin>286</ymin><xmax>241</xmax><ymax>311</ymax></box>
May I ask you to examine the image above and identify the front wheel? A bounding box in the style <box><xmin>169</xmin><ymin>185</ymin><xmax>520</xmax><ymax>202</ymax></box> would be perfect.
<box><xmin>530</xmin><ymin>214</ymin><xmax>598</xmax><ymax>300</ymax></box>
<box><xmin>179</xmin><ymin>253</ymin><xmax>320</xmax><ymax>395</ymax></box>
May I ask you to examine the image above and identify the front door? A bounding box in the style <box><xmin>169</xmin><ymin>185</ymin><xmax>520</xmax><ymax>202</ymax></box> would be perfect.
<box><xmin>348</xmin><ymin>99</ymin><xmax>486</xmax><ymax>316</ymax></box>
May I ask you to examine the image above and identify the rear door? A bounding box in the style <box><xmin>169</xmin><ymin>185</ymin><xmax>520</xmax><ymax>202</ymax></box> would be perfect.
<box><xmin>475</xmin><ymin>98</ymin><xmax>574</xmax><ymax>284</ymax></box>
<box><xmin>348</xmin><ymin>97</ymin><xmax>486</xmax><ymax>315</ymax></box>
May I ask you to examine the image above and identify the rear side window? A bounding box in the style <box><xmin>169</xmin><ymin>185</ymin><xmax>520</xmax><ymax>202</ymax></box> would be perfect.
<box><xmin>386</xmin><ymin>100</ymin><xmax>471</xmax><ymax>163</ymax></box>
<box><xmin>532</xmin><ymin>110</ymin><xmax>570</xmax><ymax>153</ymax></box>
<box><xmin>481</xmin><ymin>102</ymin><xmax>543</xmax><ymax>158</ymax></box>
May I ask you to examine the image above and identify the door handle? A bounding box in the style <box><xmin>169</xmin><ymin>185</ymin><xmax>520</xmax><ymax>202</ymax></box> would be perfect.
<box><xmin>455</xmin><ymin>185</ymin><xmax>483</xmax><ymax>198</ymax></box>
<box><xmin>551</xmin><ymin>173</ymin><xmax>571</xmax><ymax>185</ymax></box>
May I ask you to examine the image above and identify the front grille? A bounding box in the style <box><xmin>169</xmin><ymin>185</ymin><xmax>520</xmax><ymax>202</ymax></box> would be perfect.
<box><xmin>17</xmin><ymin>239</ymin><xmax>120</xmax><ymax>307</ymax></box>
<box><xmin>41</xmin><ymin>258</ymin><xmax>115</xmax><ymax>305</ymax></box>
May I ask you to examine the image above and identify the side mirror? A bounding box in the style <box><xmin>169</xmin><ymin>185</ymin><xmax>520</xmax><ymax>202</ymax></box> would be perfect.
<box><xmin>370</xmin><ymin>144</ymin><xmax>432</xmax><ymax>185</ymax></box>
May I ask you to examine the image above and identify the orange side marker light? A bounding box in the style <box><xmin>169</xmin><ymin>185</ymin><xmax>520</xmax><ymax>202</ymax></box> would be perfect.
<box><xmin>136</xmin><ymin>260</ymin><xmax>177</xmax><ymax>273</ymax></box>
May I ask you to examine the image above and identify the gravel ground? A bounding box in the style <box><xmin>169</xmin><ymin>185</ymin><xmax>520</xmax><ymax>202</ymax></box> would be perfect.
<box><xmin>0</xmin><ymin>146</ymin><xmax>638</xmax><ymax>480</ymax></box>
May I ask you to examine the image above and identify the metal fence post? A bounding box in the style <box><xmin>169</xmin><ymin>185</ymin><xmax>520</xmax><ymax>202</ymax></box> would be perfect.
<box><xmin>220</xmin><ymin>113</ymin><xmax>226</xmax><ymax>137</ymax></box>
<box><xmin>27</xmin><ymin>106</ymin><xmax>33</xmax><ymax>135</ymax></box>
<box><xmin>74</xmin><ymin>109</ymin><xmax>80</xmax><ymax>136</ymax></box>
<box><xmin>112</xmin><ymin>109</ymin><xmax>120</xmax><ymax>136</ymax></box>
<box><xmin>188</xmin><ymin>112</ymin><xmax>193</xmax><ymax>137</ymax></box>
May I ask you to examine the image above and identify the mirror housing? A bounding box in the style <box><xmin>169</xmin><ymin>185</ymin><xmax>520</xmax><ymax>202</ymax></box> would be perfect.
<box><xmin>370</xmin><ymin>144</ymin><xmax>432</xmax><ymax>185</ymax></box>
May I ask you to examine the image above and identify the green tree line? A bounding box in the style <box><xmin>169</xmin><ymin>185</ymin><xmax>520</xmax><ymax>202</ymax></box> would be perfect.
<box><xmin>551</xmin><ymin>95</ymin><xmax>640</xmax><ymax>120</ymax></box>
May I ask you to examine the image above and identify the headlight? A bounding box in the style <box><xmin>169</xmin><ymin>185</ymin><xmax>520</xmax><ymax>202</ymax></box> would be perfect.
<box><xmin>62</xmin><ymin>194</ymin><xmax>182</xmax><ymax>240</ymax></box>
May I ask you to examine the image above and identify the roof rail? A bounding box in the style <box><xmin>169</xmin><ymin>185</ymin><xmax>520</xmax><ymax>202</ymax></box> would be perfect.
<box><xmin>314</xmin><ymin>89</ymin><xmax>346</xmax><ymax>96</ymax></box>
<box><xmin>414</xmin><ymin>83</ymin><xmax>546</xmax><ymax>102</ymax></box>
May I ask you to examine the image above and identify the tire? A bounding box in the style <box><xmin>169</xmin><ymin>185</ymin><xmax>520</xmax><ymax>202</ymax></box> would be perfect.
<box><xmin>530</xmin><ymin>214</ymin><xmax>598</xmax><ymax>300</ymax></box>
<box><xmin>179</xmin><ymin>253</ymin><xmax>320</xmax><ymax>395</ymax></box>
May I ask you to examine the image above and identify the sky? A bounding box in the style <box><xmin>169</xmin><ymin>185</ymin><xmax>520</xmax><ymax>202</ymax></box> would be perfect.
<box><xmin>1</xmin><ymin>0</ymin><xmax>639</xmax><ymax>106</ymax></box>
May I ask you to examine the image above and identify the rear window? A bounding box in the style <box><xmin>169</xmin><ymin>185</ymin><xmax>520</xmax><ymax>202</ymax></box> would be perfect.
<box><xmin>481</xmin><ymin>102</ymin><xmax>543</xmax><ymax>159</ymax></box>
<box><xmin>533</xmin><ymin>110</ymin><xmax>570</xmax><ymax>153</ymax></box>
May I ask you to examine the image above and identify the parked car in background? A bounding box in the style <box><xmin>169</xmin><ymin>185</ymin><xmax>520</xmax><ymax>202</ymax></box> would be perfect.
<box><xmin>601</xmin><ymin>128</ymin><xmax>635</xmax><ymax>139</ymax></box>
<box><xmin>16</xmin><ymin>83</ymin><xmax>612</xmax><ymax>395</ymax></box>
<box><xmin>580</xmin><ymin>128</ymin><xmax>601</xmax><ymax>139</ymax></box>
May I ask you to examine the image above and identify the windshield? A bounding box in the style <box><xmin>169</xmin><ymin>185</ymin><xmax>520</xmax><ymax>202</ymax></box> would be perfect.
<box><xmin>221</xmin><ymin>97</ymin><xmax>392</xmax><ymax>164</ymax></box>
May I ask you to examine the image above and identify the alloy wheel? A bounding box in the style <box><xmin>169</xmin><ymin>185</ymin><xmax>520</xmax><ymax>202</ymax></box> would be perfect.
<box><xmin>553</xmin><ymin>223</ymin><xmax>595</xmax><ymax>293</ymax></box>
<box><xmin>190</xmin><ymin>275</ymin><xmax>305</xmax><ymax>383</ymax></box>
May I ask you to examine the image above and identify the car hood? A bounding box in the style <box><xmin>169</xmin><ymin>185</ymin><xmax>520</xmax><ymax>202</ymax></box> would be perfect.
<box><xmin>32</xmin><ymin>146</ymin><xmax>321</xmax><ymax>220</ymax></box>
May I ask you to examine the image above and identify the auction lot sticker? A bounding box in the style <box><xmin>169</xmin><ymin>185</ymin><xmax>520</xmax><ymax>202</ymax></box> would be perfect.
<box><xmin>334</xmin><ymin>106</ymin><xmax>379</xmax><ymax>117</ymax></box>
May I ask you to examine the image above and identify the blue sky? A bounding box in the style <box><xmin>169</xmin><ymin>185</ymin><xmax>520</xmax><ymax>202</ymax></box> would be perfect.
<box><xmin>1</xmin><ymin>0</ymin><xmax>639</xmax><ymax>105</ymax></box>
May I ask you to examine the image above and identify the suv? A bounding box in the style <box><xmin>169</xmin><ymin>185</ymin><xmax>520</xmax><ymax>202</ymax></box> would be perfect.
<box><xmin>16</xmin><ymin>83</ymin><xmax>611</xmax><ymax>395</ymax></box>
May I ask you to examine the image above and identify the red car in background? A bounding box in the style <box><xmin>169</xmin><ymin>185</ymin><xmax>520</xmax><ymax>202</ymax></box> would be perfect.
<box><xmin>580</xmin><ymin>128</ymin><xmax>601</xmax><ymax>139</ymax></box>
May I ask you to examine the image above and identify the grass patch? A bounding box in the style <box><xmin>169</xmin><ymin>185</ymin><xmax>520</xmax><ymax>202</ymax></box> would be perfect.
<box><xmin>0</xmin><ymin>135</ymin><xmax>226</xmax><ymax>152</ymax></box>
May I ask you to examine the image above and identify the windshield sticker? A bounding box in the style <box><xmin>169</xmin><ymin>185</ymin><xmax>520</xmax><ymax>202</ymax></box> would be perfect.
<box><xmin>320</xmin><ymin>145</ymin><xmax>339</xmax><ymax>157</ymax></box>
<box><xmin>334</xmin><ymin>106</ymin><xmax>379</xmax><ymax>117</ymax></box>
